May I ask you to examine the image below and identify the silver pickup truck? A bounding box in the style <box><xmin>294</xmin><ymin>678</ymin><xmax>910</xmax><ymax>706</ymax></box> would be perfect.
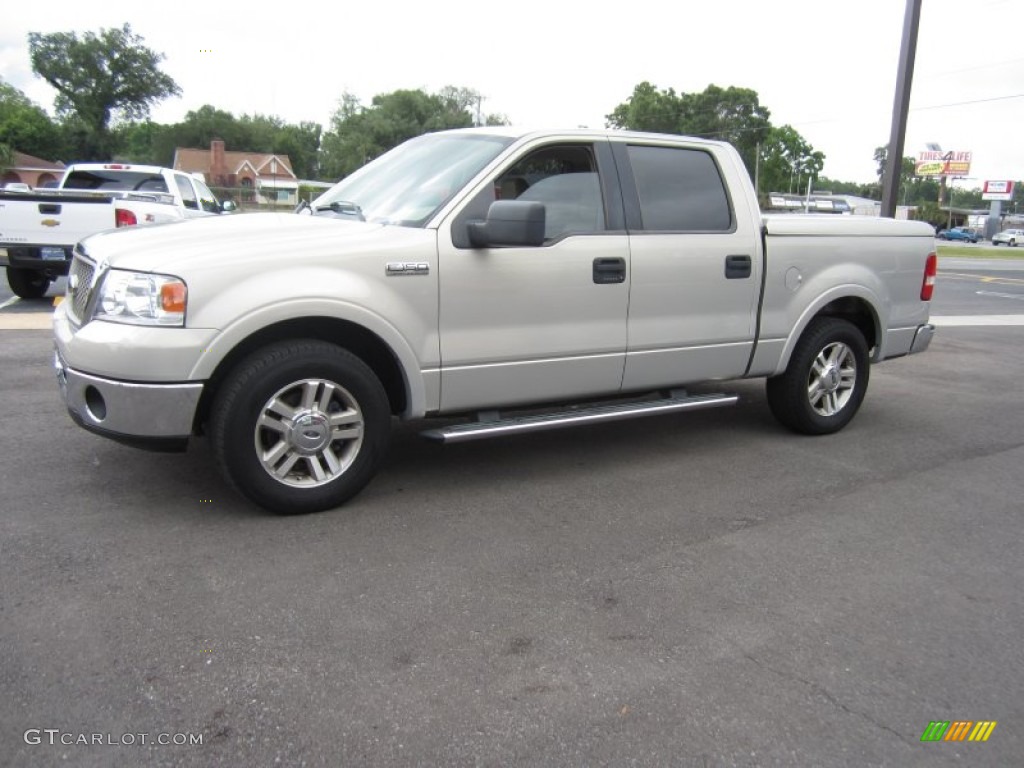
<box><xmin>53</xmin><ymin>128</ymin><xmax>936</xmax><ymax>514</ymax></box>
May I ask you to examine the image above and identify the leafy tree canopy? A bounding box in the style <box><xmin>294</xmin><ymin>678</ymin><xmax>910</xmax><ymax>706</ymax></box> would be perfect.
<box><xmin>757</xmin><ymin>124</ymin><xmax>824</xmax><ymax>197</ymax></box>
<box><xmin>0</xmin><ymin>79</ymin><xmax>65</xmax><ymax>165</ymax></box>
<box><xmin>320</xmin><ymin>86</ymin><xmax>502</xmax><ymax>180</ymax></box>
<box><xmin>606</xmin><ymin>82</ymin><xmax>772</xmax><ymax>176</ymax></box>
<box><xmin>112</xmin><ymin>107</ymin><xmax>323</xmax><ymax>178</ymax></box>
<box><xmin>28</xmin><ymin>23</ymin><xmax>180</xmax><ymax>160</ymax></box>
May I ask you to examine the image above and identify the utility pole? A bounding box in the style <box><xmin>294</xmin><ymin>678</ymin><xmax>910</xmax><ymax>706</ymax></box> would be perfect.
<box><xmin>754</xmin><ymin>142</ymin><xmax>760</xmax><ymax>199</ymax></box>
<box><xmin>880</xmin><ymin>0</ymin><xmax>922</xmax><ymax>218</ymax></box>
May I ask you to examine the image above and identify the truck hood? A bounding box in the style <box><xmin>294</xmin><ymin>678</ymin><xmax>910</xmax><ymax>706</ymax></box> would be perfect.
<box><xmin>78</xmin><ymin>213</ymin><xmax>427</xmax><ymax>275</ymax></box>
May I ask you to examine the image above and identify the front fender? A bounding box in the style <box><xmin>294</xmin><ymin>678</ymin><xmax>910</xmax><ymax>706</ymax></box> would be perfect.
<box><xmin>186</xmin><ymin>265</ymin><xmax>439</xmax><ymax>418</ymax></box>
<box><xmin>190</xmin><ymin>300</ymin><xmax>432</xmax><ymax>418</ymax></box>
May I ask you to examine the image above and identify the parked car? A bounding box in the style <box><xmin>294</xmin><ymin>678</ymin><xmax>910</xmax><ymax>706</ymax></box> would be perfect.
<box><xmin>992</xmin><ymin>228</ymin><xmax>1024</xmax><ymax>247</ymax></box>
<box><xmin>938</xmin><ymin>227</ymin><xmax>979</xmax><ymax>243</ymax></box>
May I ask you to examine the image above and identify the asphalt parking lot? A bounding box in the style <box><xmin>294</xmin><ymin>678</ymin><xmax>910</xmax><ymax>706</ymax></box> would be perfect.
<box><xmin>1</xmin><ymin>263</ymin><xmax>1022</xmax><ymax>766</ymax></box>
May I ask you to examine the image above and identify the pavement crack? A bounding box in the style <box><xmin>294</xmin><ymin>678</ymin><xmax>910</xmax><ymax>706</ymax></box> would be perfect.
<box><xmin>739</xmin><ymin>651</ymin><xmax>917</xmax><ymax>748</ymax></box>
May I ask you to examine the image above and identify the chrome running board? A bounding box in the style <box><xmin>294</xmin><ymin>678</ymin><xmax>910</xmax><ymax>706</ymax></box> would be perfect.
<box><xmin>421</xmin><ymin>392</ymin><xmax>738</xmax><ymax>443</ymax></box>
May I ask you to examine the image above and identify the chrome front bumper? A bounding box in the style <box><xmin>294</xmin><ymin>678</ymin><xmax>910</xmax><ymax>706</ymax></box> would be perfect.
<box><xmin>55</xmin><ymin>350</ymin><xmax>203</xmax><ymax>450</ymax></box>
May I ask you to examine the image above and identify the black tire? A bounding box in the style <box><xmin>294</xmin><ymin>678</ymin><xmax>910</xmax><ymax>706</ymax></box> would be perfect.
<box><xmin>766</xmin><ymin>317</ymin><xmax>870</xmax><ymax>435</ymax></box>
<box><xmin>6</xmin><ymin>267</ymin><xmax>50</xmax><ymax>299</ymax></box>
<box><xmin>209</xmin><ymin>340</ymin><xmax>392</xmax><ymax>514</ymax></box>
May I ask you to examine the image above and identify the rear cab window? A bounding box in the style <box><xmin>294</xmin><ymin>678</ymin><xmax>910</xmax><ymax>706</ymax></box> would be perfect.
<box><xmin>625</xmin><ymin>145</ymin><xmax>733</xmax><ymax>232</ymax></box>
<box><xmin>63</xmin><ymin>170</ymin><xmax>168</xmax><ymax>193</ymax></box>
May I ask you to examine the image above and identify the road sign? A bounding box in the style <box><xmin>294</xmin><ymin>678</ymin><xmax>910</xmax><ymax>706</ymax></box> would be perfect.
<box><xmin>982</xmin><ymin>181</ymin><xmax>1015</xmax><ymax>201</ymax></box>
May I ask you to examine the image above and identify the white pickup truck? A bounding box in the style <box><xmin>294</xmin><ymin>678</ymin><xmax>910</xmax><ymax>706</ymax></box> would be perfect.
<box><xmin>1</xmin><ymin>163</ymin><xmax>234</xmax><ymax>298</ymax></box>
<box><xmin>53</xmin><ymin>128</ymin><xmax>936</xmax><ymax>514</ymax></box>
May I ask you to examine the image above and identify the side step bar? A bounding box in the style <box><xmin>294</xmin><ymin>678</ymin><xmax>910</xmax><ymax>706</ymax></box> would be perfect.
<box><xmin>421</xmin><ymin>392</ymin><xmax>738</xmax><ymax>443</ymax></box>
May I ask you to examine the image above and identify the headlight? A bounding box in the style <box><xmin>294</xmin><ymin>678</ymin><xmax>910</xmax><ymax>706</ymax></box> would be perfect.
<box><xmin>94</xmin><ymin>269</ymin><xmax>187</xmax><ymax>327</ymax></box>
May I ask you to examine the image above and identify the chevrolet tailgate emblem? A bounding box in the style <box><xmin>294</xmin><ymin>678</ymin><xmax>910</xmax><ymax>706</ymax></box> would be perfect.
<box><xmin>41</xmin><ymin>218</ymin><xmax>60</xmax><ymax>227</ymax></box>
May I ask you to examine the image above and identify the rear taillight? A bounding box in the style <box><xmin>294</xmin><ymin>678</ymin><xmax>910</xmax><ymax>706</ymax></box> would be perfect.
<box><xmin>115</xmin><ymin>208</ymin><xmax>137</xmax><ymax>228</ymax></box>
<box><xmin>921</xmin><ymin>252</ymin><xmax>937</xmax><ymax>301</ymax></box>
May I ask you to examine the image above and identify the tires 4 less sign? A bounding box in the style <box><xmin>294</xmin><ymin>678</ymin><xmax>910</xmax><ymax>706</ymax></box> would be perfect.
<box><xmin>915</xmin><ymin>150</ymin><xmax>972</xmax><ymax>177</ymax></box>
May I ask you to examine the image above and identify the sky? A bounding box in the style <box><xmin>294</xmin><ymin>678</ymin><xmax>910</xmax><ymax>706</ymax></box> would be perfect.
<box><xmin>1</xmin><ymin>0</ymin><xmax>1022</xmax><ymax>188</ymax></box>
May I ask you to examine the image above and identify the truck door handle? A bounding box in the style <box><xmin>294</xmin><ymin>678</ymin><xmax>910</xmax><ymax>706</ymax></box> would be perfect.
<box><xmin>725</xmin><ymin>255</ymin><xmax>751</xmax><ymax>279</ymax></box>
<box><xmin>593</xmin><ymin>257</ymin><xmax>626</xmax><ymax>284</ymax></box>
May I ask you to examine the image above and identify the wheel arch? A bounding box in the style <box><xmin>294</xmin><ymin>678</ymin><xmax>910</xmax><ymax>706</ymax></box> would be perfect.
<box><xmin>774</xmin><ymin>289</ymin><xmax>882</xmax><ymax>376</ymax></box>
<box><xmin>193</xmin><ymin>316</ymin><xmax>412</xmax><ymax>435</ymax></box>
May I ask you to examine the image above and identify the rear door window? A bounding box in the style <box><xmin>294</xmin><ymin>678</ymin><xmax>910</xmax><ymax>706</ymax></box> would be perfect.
<box><xmin>627</xmin><ymin>145</ymin><xmax>732</xmax><ymax>232</ymax></box>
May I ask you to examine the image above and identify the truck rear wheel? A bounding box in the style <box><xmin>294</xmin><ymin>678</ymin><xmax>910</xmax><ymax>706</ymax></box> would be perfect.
<box><xmin>6</xmin><ymin>267</ymin><xmax>51</xmax><ymax>299</ymax></box>
<box><xmin>210</xmin><ymin>340</ymin><xmax>392</xmax><ymax>514</ymax></box>
<box><xmin>766</xmin><ymin>317</ymin><xmax>870</xmax><ymax>435</ymax></box>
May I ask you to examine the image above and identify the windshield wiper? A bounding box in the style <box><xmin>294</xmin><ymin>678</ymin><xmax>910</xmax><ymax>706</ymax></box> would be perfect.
<box><xmin>312</xmin><ymin>201</ymin><xmax>365</xmax><ymax>221</ymax></box>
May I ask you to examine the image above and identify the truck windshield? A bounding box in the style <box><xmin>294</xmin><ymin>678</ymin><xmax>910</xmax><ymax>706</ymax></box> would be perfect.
<box><xmin>312</xmin><ymin>132</ymin><xmax>514</xmax><ymax>227</ymax></box>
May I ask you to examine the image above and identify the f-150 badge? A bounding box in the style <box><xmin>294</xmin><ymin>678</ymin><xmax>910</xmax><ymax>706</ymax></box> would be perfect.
<box><xmin>386</xmin><ymin>262</ymin><xmax>429</xmax><ymax>276</ymax></box>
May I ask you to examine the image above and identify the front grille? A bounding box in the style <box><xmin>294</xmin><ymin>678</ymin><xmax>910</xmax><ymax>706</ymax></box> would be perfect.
<box><xmin>67</xmin><ymin>254</ymin><xmax>96</xmax><ymax>324</ymax></box>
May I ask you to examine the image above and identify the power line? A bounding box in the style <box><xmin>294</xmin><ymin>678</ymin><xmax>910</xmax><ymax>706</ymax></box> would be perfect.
<box><xmin>911</xmin><ymin>92</ymin><xmax>1024</xmax><ymax>111</ymax></box>
<box><xmin>920</xmin><ymin>56</ymin><xmax>1024</xmax><ymax>78</ymax></box>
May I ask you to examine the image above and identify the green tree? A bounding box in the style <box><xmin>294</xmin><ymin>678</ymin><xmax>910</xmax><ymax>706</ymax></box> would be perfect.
<box><xmin>1009</xmin><ymin>181</ymin><xmax>1024</xmax><ymax>217</ymax></box>
<box><xmin>757</xmin><ymin>124</ymin><xmax>824</xmax><ymax>198</ymax></box>
<box><xmin>607</xmin><ymin>82</ymin><xmax>772</xmax><ymax>177</ymax></box>
<box><xmin>114</xmin><ymin>107</ymin><xmax>323</xmax><ymax>177</ymax></box>
<box><xmin>170</xmin><ymin>105</ymin><xmax>240</xmax><ymax>150</ymax></box>
<box><xmin>28</xmin><ymin>23</ymin><xmax>180</xmax><ymax>160</ymax></box>
<box><xmin>111</xmin><ymin>119</ymin><xmax>174</xmax><ymax>165</ymax></box>
<box><xmin>681</xmin><ymin>85</ymin><xmax>771</xmax><ymax>174</ymax></box>
<box><xmin>320</xmin><ymin>86</ymin><xmax>484</xmax><ymax>180</ymax></box>
<box><xmin>816</xmin><ymin>176</ymin><xmax>874</xmax><ymax>197</ymax></box>
<box><xmin>605</xmin><ymin>81</ymin><xmax>683</xmax><ymax>134</ymax></box>
<box><xmin>0</xmin><ymin>79</ymin><xmax>64</xmax><ymax>162</ymax></box>
<box><xmin>270</xmin><ymin>121</ymin><xmax>322</xmax><ymax>179</ymax></box>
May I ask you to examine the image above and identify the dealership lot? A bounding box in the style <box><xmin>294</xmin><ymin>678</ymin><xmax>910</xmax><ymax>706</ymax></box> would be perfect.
<box><xmin>1</xmin><ymin>265</ymin><xmax>1022</xmax><ymax>766</ymax></box>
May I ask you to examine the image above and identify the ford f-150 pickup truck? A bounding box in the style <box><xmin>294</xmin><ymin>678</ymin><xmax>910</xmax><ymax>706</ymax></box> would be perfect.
<box><xmin>1</xmin><ymin>163</ymin><xmax>234</xmax><ymax>298</ymax></box>
<box><xmin>53</xmin><ymin>128</ymin><xmax>937</xmax><ymax>514</ymax></box>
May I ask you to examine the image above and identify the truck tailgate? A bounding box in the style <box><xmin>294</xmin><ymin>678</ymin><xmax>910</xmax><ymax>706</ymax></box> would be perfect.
<box><xmin>0</xmin><ymin>191</ymin><xmax>118</xmax><ymax>248</ymax></box>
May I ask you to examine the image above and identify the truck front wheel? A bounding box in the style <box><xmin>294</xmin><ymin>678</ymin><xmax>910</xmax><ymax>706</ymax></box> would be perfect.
<box><xmin>6</xmin><ymin>267</ymin><xmax>51</xmax><ymax>299</ymax></box>
<box><xmin>766</xmin><ymin>317</ymin><xmax>870</xmax><ymax>435</ymax></box>
<box><xmin>210</xmin><ymin>340</ymin><xmax>392</xmax><ymax>514</ymax></box>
